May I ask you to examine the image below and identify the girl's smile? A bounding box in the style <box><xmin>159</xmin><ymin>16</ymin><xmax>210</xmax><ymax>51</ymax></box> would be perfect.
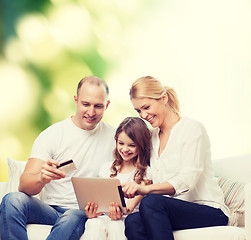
<box><xmin>117</xmin><ymin>131</ymin><xmax>138</xmax><ymax>162</ymax></box>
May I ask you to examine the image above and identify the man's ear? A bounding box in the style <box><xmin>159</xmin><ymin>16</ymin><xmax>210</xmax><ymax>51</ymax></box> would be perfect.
<box><xmin>105</xmin><ymin>100</ymin><xmax>110</xmax><ymax>110</ymax></box>
<box><xmin>74</xmin><ymin>95</ymin><xmax>78</xmax><ymax>104</ymax></box>
<box><xmin>161</xmin><ymin>92</ymin><xmax>168</xmax><ymax>105</ymax></box>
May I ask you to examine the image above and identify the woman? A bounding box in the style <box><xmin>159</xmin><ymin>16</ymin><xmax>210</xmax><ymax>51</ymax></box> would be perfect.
<box><xmin>122</xmin><ymin>76</ymin><xmax>230</xmax><ymax>240</ymax></box>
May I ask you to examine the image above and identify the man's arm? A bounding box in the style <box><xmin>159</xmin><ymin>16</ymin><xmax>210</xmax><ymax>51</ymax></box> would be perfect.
<box><xmin>18</xmin><ymin>158</ymin><xmax>65</xmax><ymax>196</ymax></box>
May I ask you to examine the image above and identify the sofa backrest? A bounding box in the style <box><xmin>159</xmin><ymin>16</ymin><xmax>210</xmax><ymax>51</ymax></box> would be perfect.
<box><xmin>212</xmin><ymin>154</ymin><xmax>251</xmax><ymax>184</ymax></box>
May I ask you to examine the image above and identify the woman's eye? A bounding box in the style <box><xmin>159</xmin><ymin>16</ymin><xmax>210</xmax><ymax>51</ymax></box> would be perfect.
<box><xmin>144</xmin><ymin>106</ymin><xmax>150</xmax><ymax>110</ymax></box>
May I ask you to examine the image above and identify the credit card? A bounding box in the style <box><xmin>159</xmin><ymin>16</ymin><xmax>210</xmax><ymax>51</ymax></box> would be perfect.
<box><xmin>57</xmin><ymin>159</ymin><xmax>77</xmax><ymax>174</ymax></box>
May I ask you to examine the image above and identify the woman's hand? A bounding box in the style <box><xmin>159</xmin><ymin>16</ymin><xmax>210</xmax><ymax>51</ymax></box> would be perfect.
<box><xmin>122</xmin><ymin>181</ymin><xmax>149</xmax><ymax>198</ymax></box>
<box><xmin>85</xmin><ymin>202</ymin><xmax>104</xmax><ymax>219</ymax></box>
<box><xmin>108</xmin><ymin>202</ymin><xmax>123</xmax><ymax>220</ymax></box>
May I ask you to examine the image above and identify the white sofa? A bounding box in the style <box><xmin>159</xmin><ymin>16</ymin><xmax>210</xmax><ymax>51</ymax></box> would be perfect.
<box><xmin>0</xmin><ymin>155</ymin><xmax>251</xmax><ymax>240</ymax></box>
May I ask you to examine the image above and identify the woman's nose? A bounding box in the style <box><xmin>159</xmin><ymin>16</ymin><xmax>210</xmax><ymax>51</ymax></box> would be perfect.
<box><xmin>140</xmin><ymin>111</ymin><xmax>147</xmax><ymax>119</ymax></box>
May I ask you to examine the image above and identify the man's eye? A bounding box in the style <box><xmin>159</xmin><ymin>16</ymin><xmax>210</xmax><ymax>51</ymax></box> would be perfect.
<box><xmin>95</xmin><ymin>105</ymin><xmax>104</xmax><ymax>109</ymax></box>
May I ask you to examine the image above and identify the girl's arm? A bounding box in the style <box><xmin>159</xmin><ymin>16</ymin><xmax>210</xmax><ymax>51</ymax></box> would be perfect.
<box><xmin>107</xmin><ymin>195</ymin><xmax>144</xmax><ymax>220</ymax></box>
<box><xmin>126</xmin><ymin>195</ymin><xmax>144</xmax><ymax>214</ymax></box>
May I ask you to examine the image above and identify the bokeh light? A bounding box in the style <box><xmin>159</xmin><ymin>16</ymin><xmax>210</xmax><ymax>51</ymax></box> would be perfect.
<box><xmin>0</xmin><ymin>0</ymin><xmax>250</xmax><ymax>173</ymax></box>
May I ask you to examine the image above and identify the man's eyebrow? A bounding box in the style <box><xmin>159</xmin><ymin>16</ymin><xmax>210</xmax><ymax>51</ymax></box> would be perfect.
<box><xmin>94</xmin><ymin>103</ymin><xmax>105</xmax><ymax>106</ymax></box>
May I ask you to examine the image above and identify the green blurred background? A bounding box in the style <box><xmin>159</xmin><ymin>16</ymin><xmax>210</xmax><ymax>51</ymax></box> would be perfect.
<box><xmin>1</xmin><ymin>0</ymin><xmax>251</xmax><ymax>180</ymax></box>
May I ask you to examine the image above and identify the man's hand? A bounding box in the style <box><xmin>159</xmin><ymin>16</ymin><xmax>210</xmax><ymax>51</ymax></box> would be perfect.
<box><xmin>108</xmin><ymin>202</ymin><xmax>123</xmax><ymax>220</ymax></box>
<box><xmin>40</xmin><ymin>159</ymin><xmax>65</xmax><ymax>184</ymax></box>
<box><xmin>85</xmin><ymin>202</ymin><xmax>104</xmax><ymax>219</ymax></box>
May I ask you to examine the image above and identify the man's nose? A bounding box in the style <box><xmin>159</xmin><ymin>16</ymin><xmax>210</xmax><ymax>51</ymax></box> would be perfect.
<box><xmin>87</xmin><ymin>106</ymin><xmax>95</xmax><ymax>116</ymax></box>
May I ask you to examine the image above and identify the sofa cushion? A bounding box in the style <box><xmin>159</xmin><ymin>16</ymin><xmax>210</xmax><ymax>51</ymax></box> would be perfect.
<box><xmin>173</xmin><ymin>226</ymin><xmax>246</xmax><ymax>240</ymax></box>
<box><xmin>25</xmin><ymin>224</ymin><xmax>246</xmax><ymax>240</ymax></box>
<box><xmin>26</xmin><ymin>224</ymin><xmax>86</xmax><ymax>239</ymax></box>
<box><xmin>217</xmin><ymin>176</ymin><xmax>245</xmax><ymax>226</ymax></box>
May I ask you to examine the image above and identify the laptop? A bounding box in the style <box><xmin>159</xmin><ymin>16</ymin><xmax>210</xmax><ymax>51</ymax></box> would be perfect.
<box><xmin>71</xmin><ymin>177</ymin><xmax>127</xmax><ymax>214</ymax></box>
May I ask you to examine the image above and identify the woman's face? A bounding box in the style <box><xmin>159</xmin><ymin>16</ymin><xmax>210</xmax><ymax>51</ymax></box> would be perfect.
<box><xmin>117</xmin><ymin>131</ymin><xmax>138</xmax><ymax>162</ymax></box>
<box><xmin>131</xmin><ymin>97</ymin><xmax>167</xmax><ymax>128</ymax></box>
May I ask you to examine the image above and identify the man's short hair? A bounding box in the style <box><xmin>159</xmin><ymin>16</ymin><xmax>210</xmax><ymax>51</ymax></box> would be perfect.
<box><xmin>77</xmin><ymin>76</ymin><xmax>109</xmax><ymax>97</ymax></box>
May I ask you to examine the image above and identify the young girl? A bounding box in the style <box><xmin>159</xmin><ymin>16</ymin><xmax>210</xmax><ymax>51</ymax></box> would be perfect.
<box><xmin>82</xmin><ymin>117</ymin><xmax>152</xmax><ymax>240</ymax></box>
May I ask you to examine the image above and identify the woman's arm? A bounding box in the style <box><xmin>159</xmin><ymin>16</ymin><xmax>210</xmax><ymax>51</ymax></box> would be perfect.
<box><xmin>122</xmin><ymin>181</ymin><xmax>175</xmax><ymax>199</ymax></box>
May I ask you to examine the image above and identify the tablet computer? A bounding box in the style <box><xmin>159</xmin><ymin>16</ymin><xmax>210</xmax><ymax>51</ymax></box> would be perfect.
<box><xmin>71</xmin><ymin>177</ymin><xmax>127</xmax><ymax>214</ymax></box>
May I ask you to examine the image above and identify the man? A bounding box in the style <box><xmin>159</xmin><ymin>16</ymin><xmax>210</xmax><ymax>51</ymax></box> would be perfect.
<box><xmin>0</xmin><ymin>76</ymin><xmax>115</xmax><ymax>240</ymax></box>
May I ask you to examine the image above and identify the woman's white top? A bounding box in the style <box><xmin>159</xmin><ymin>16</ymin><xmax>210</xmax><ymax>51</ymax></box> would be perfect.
<box><xmin>150</xmin><ymin>116</ymin><xmax>230</xmax><ymax>217</ymax></box>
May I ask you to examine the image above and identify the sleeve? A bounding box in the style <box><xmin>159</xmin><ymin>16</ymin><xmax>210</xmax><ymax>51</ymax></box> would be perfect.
<box><xmin>29</xmin><ymin>125</ymin><xmax>59</xmax><ymax>161</ymax></box>
<box><xmin>168</xmin><ymin>122</ymin><xmax>210</xmax><ymax>196</ymax></box>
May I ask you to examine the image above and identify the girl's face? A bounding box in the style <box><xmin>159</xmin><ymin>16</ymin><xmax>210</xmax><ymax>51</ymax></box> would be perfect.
<box><xmin>117</xmin><ymin>131</ymin><xmax>138</xmax><ymax>162</ymax></box>
<box><xmin>131</xmin><ymin>96</ymin><xmax>167</xmax><ymax>128</ymax></box>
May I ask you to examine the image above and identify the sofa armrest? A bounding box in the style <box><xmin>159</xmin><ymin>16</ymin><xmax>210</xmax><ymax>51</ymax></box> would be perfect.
<box><xmin>245</xmin><ymin>182</ymin><xmax>251</xmax><ymax>240</ymax></box>
<box><xmin>0</xmin><ymin>182</ymin><xmax>8</xmax><ymax>202</ymax></box>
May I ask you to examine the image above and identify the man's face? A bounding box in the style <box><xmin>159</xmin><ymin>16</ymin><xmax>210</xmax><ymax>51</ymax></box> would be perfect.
<box><xmin>73</xmin><ymin>83</ymin><xmax>110</xmax><ymax>130</ymax></box>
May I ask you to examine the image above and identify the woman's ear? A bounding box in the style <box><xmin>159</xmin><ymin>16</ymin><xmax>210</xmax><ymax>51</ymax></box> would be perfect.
<box><xmin>161</xmin><ymin>92</ymin><xmax>169</xmax><ymax>105</ymax></box>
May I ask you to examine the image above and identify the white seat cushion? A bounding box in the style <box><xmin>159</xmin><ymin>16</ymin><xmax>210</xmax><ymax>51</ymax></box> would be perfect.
<box><xmin>26</xmin><ymin>224</ymin><xmax>87</xmax><ymax>239</ymax></box>
<box><xmin>26</xmin><ymin>224</ymin><xmax>246</xmax><ymax>240</ymax></box>
<box><xmin>173</xmin><ymin>226</ymin><xmax>246</xmax><ymax>240</ymax></box>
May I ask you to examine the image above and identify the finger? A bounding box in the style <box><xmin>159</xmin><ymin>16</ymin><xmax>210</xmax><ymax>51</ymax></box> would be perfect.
<box><xmin>41</xmin><ymin>163</ymin><xmax>65</xmax><ymax>179</ymax></box>
<box><xmin>96</xmin><ymin>212</ymin><xmax>105</xmax><ymax>217</ymax></box>
<box><xmin>93</xmin><ymin>203</ymin><xmax>99</xmax><ymax>213</ymax></box>
<box><xmin>85</xmin><ymin>202</ymin><xmax>91</xmax><ymax>212</ymax></box>
<box><xmin>108</xmin><ymin>202</ymin><xmax>115</xmax><ymax>219</ymax></box>
<box><xmin>41</xmin><ymin>169</ymin><xmax>64</xmax><ymax>181</ymax></box>
<box><xmin>89</xmin><ymin>202</ymin><xmax>95</xmax><ymax>213</ymax></box>
<box><xmin>46</xmin><ymin>159</ymin><xmax>60</xmax><ymax>167</ymax></box>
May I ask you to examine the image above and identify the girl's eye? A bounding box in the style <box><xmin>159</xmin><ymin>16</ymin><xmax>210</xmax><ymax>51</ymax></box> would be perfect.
<box><xmin>144</xmin><ymin>106</ymin><xmax>150</xmax><ymax>110</ymax></box>
<box><xmin>118</xmin><ymin>142</ymin><xmax>124</xmax><ymax>145</ymax></box>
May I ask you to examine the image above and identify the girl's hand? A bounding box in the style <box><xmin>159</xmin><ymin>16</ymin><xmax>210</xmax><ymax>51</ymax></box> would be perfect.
<box><xmin>85</xmin><ymin>202</ymin><xmax>104</xmax><ymax>219</ymax></box>
<box><xmin>108</xmin><ymin>202</ymin><xmax>123</xmax><ymax>220</ymax></box>
<box><xmin>122</xmin><ymin>181</ymin><xmax>149</xmax><ymax>198</ymax></box>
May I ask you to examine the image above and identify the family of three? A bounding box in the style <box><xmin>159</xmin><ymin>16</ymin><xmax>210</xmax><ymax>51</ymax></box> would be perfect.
<box><xmin>0</xmin><ymin>76</ymin><xmax>230</xmax><ymax>240</ymax></box>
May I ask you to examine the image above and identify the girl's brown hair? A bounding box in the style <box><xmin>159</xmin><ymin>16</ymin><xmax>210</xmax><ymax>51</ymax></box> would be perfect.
<box><xmin>110</xmin><ymin>117</ymin><xmax>152</xmax><ymax>185</ymax></box>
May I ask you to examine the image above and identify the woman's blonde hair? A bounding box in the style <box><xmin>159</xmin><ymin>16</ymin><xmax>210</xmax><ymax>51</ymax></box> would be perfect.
<box><xmin>129</xmin><ymin>76</ymin><xmax>180</xmax><ymax>115</ymax></box>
